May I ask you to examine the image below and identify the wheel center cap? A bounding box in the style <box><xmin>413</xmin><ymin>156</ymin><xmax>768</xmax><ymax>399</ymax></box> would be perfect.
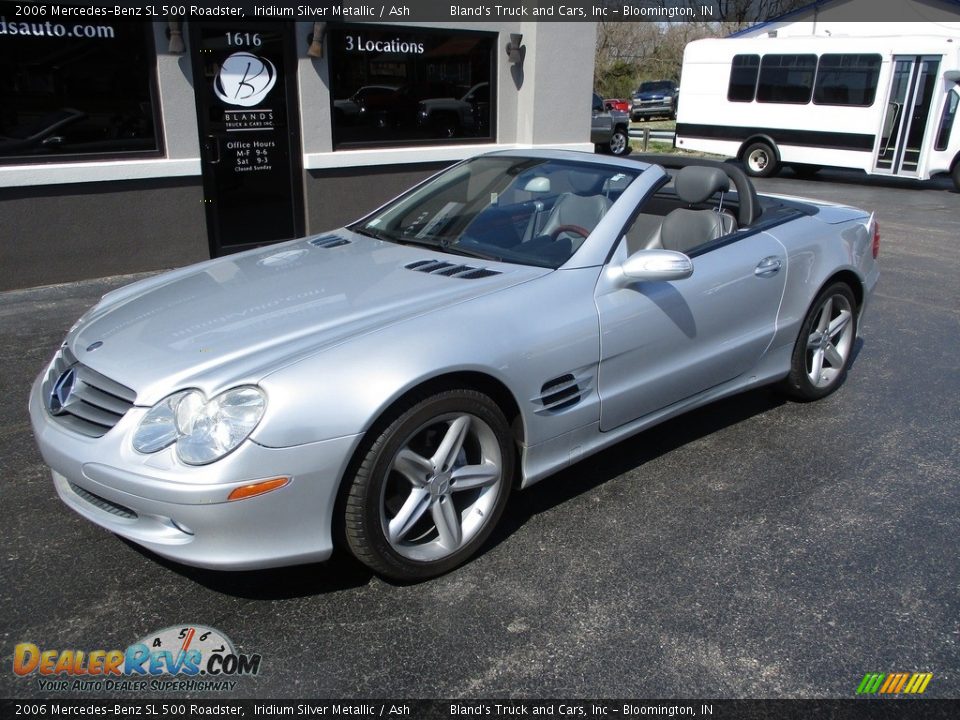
<box><xmin>430</xmin><ymin>471</ymin><xmax>452</xmax><ymax>498</ymax></box>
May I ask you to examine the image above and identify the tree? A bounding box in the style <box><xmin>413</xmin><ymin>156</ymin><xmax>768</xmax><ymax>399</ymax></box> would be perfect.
<box><xmin>593</xmin><ymin>0</ymin><xmax>814</xmax><ymax>98</ymax></box>
<box><xmin>594</xmin><ymin>22</ymin><xmax>729</xmax><ymax>98</ymax></box>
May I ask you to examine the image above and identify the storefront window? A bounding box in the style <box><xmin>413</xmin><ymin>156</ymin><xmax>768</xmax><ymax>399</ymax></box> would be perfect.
<box><xmin>329</xmin><ymin>25</ymin><xmax>495</xmax><ymax>148</ymax></box>
<box><xmin>0</xmin><ymin>4</ymin><xmax>161</xmax><ymax>163</ymax></box>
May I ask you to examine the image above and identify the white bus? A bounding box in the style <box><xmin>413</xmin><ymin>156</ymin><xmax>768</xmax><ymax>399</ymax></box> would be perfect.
<box><xmin>675</xmin><ymin>35</ymin><xmax>960</xmax><ymax>190</ymax></box>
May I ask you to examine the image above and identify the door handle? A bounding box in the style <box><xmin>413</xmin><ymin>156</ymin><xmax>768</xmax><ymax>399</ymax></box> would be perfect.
<box><xmin>205</xmin><ymin>135</ymin><xmax>220</xmax><ymax>164</ymax></box>
<box><xmin>754</xmin><ymin>256</ymin><xmax>782</xmax><ymax>277</ymax></box>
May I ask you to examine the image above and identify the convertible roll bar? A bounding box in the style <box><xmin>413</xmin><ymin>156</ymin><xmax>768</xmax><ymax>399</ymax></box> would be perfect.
<box><xmin>632</xmin><ymin>154</ymin><xmax>762</xmax><ymax>226</ymax></box>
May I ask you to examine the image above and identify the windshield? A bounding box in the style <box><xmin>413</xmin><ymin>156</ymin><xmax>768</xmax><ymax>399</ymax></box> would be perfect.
<box><xmin>352</xmin><ymin>156</ymin><xmax>640</xmax><ymax>268</ymax></box>
<box><xmin>638</xmin><ymin>81</ymin><xmax>674</xmax><ymax>93</ymax></box>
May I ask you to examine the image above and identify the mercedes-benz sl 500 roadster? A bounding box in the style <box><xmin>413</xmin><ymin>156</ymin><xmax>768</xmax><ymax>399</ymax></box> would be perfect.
<box><xmin>29</xmin><ymin>151</ymin><xmax>879</xmax><ymax>581</ymax></box>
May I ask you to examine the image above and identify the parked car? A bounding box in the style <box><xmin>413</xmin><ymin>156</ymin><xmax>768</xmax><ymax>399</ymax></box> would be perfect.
<box><xmin>604</xmin><ymin>98</ymin><xmax>630</xmax><ymax>113</ymax></box>
<box><xmin>591</xmin><ymin>92</ymin><xmax>630</xmax><ymax>156</ymax></box>
<box><xmin>332</xmin><ymin>85</ymin><xmax>400</xmax><ymax>124</ymax></box>
<box><xmin>334</xmin><ymin>82</ymin><xmax>465</xmax><ymax>134</ymax></box>
<box><xmin>417</xmin><ymin>82</ymin><xmax>490</xmax><ymax>138</ymax></box>
<box><xmin>30</xmin><ymin>151</ymin><xmax>879</xmax><ymax>582</ymax></box>
<box><xmin>631</xmin><ymin>80</ymin><xmax>679</xmax><ymax>121</ymax></box>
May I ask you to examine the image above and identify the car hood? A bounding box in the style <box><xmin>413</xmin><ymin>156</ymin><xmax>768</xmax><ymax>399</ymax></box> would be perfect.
<box><xmin>68</xmin><ymin>232</ymin><xmax>548</xmax><ymax>405</ymax></box>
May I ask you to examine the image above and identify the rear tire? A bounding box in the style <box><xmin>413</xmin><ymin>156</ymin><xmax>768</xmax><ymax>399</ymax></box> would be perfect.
<box><xmin>608</xmin><ymin>128</ymin><xmax>630</xmax><ymax>156</ymax></box>
<box><xmin>780</xmin><ymin>282</ymin><xmax>858</xmax><ymax>401</ymax></box>
<box><xmin>742</xmin><ymin>141</ymin><xmax>779</xmax><ymax>178</ymax></box>
<box><xmin>952</xmin><ymin>161</ymin><xmax>960</xmax><ymax>192</ymax></box>
<box><xmin>344</xmin><ymin>389</ymin><xmax>514</xmax><ymax>581</ymax></box>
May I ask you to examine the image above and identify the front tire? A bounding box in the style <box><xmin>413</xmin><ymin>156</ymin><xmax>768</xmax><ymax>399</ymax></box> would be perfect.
<box><xmin>742</xmin><ymin>141</ymin><xmax>779</xmax><ymax>178</ymax></box>
<box><xmin>781</xmin><ymin>282</ymin><xmax>858</xmax><ymax>401</ymax></box>
<box><xmin>344</xmin><ymin>389</ymin><xmax>514</xmax><ymax>581</ymax></box>
<box><xmin>952</xmin><ymin>161</ymin><xmax>960</xmax><ymax>192</ymax></box>
<box><xmin>433</xmin><ymin>113</ymin><xmax>459</xmax><ymax>139</ymax></box>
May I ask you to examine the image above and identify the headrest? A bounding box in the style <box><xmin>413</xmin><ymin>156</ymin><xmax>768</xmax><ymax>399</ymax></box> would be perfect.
<box><xmin>567</xmin><ymin>170</ymin><xmax>605</xmax><ymax>195</ymax></box>
<box><xmin>674</xmin><ymin>166</ymin><xmax>730</xmax><ymax>204</ymax></box>
<box><xmin>523</xmin><ymin>176</ymin><xmax>551</xmax><ymax>193</ymax></box>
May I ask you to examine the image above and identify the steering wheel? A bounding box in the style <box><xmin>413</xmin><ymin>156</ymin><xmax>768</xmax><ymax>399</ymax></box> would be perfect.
<box><xmin>548</xmin><ymin>224</ymin><xmax>591</xmax><ymax>241</ymax></box>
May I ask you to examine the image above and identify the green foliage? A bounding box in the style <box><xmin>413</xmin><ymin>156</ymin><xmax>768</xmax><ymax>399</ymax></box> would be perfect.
<box><xmin>593</xmin><ymin>22</ymin><xmax>730</xmax><ymax>99</ymax></box>
<box><xmin>595</xmin><ymin>59</ymin><xmax>639</xmax><ymax>100</ymax></box>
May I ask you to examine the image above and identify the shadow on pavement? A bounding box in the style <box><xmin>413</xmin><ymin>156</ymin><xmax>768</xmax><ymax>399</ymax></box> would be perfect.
<box><xmin>489</xmin><ymin>385</ymin><xmax>788</xmax><ymax>554</ymax></box>
<box><xmin>120</xmin><ymin>538</ymin><xmax>375</xmax><ymax>598</ymax></box>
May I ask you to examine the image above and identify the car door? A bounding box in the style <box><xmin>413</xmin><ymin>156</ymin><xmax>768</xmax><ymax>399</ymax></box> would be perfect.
<box><xmin>591</xmin><ymin>93</ymin><xmax>612</xmax><ymax>144</ymax></box>
<box><xmin>594</xmin><ymin>231</ymin><xmax>787</xmax><ymax>431</ymax></box>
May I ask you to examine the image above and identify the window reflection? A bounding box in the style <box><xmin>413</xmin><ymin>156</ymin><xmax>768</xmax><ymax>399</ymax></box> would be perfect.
<box><xmin>330</xmin><ymin>25</ymin><xmax>495</xmax><ymax>148</ymax></box>
<box><xmin>0</xmin><ymin>4</ymin><xmax>160</xmax><ymax>162</ymax></box>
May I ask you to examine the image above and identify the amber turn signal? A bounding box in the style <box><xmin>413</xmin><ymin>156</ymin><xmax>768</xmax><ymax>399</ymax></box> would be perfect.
<box><xmin>228</xmin><ymin>477</ymin><xmax>290</xmax><ymax>502</ymax></box>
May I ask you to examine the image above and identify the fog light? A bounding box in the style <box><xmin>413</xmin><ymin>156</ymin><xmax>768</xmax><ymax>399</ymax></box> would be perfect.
<box><xmin>228</xmin><ymin>477</ymin><xmax>290</xmax><ymax>502</ymax></box>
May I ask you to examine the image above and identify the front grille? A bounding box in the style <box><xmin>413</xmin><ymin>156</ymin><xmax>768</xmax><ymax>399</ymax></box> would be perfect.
<box><xmin>42</xmin><ymin>345</ymin><xmax>136</xmax><ymax>438</ymax></box>
<box><xmin>69</xmin><ymin>482</ymin><xmax>138</xmax><ymax>520</ymax></box>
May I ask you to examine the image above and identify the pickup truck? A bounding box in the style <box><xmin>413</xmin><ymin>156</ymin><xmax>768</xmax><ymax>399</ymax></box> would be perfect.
<box><xmin>591</xmin><ymin>92</ymin><xmax>630</xmax><ymax>156</ymax></box>
<box><xmin>631</xmin><ymin>80</ymin><xmax>679</xmax><ymax>121</ymax></box>
<box><xmin>417</xmin><ymin>82</ymin><xmax>489</xmax><ymax>138</ymax></box>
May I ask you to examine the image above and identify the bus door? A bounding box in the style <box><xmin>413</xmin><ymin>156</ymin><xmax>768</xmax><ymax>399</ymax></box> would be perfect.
<box><xmin>875</xmin><ymin>55</ymin><xmax>941</xmax><ymax>176</ymax></box>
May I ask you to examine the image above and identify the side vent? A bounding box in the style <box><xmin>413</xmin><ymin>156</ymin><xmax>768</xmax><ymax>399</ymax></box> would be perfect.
<box><xmin>309</xmin><ymin>234</ymin><xmax>351</xmax><ymax>249</ymax></box>
<box><xmin>460</xmin><ymin>268</ymin><xmax>499</xmax><ymax>279</ymax></box>
<box><xmin>537</xmin><ymin>374</ymin><xmax>582</xmax><ymax>413</ymax></box>
<box><xmin>404</xmin><ymin>260</ymin><xmax>501</xmax><ymax>279</ymax></box>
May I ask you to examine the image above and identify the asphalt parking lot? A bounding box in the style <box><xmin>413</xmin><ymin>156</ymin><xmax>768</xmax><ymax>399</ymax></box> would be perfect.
<box><xmin>1</xmin><ymin>168</ymin><xmax>958</xmax><ymax>701</ymax></box>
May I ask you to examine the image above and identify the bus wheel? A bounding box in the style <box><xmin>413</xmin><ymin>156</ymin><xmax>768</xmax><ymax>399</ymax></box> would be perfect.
<box><xmin>743</xmin><ymin>141</ymin><xmax>779</xmax><ymax>178</ymax></box>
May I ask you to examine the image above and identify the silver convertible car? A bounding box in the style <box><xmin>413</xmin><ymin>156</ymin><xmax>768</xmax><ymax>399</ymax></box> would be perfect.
<box><xmin>29</xmin><ymin>151</ymin><xmax>879</xmax><ymax>581</ymax></box>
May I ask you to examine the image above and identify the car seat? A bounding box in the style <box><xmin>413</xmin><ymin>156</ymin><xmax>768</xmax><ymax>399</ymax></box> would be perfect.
<box><xmin>644</xmin><ymin>166</ymin><xmax>736</xmax><ymax>253</ymax></box>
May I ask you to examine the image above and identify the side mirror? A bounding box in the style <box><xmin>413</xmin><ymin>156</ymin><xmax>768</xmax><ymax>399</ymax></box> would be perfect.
<box><xmin>618</xmin><ymin>249</ymin><xmax>693</xmax><ymax>284</ymax></box>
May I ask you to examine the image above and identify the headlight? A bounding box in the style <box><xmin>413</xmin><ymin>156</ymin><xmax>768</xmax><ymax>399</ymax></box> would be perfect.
<box><xmin>133</xmin><ymin>386</ymin><xmax>266</xmax><ymax>465</ymax></box>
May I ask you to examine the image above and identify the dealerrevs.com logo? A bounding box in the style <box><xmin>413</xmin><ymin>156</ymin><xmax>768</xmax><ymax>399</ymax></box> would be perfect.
<box><xmin>13</xmin><ymin>625</ymin><xmax>261</xmax><ymax>692</ymax></box>
<box><xmin>856</xmin><ymin>672</ymin><xmax>933</xmax><ymax>695</ymax></box>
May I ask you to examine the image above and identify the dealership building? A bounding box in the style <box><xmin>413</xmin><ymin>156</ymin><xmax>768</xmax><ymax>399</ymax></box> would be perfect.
<box><xmin>0</xmin><ymin>8</ymin><xmax>595</xmax><ymax>290</ymax></box>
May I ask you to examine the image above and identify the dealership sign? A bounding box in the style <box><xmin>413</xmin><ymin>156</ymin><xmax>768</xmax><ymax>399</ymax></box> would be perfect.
<box><xmin>215</xmin><ymin>51</ymin><xmax>277</xmax><ymax>107</ymax></box>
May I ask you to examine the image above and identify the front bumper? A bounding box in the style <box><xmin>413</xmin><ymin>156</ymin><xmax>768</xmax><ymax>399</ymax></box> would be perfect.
<box><xmin>631</xmin><ymin>101</ymin><xmax>674</xmax><ymax>118</ymax></box>
<box><xmin>29</xmin><ymin>374</ymin><xmax>361</xmax><ymax>570</ymax></box>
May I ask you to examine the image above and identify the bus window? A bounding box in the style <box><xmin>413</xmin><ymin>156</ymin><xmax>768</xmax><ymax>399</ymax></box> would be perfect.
<box><xmin>728</xmin><ymin>54</ymin><xmax>760</xmax><ymax>102</ymax></box>
<box><xmin>935</xmin><ymin>88</ymin><xmax>959</xmax><ymax>151</ymax></box>
<box><xmin>757</xmin><ymin>54</ymin><xmax>817</xmax><ymax>104</ymax></box>
<box><xmin>813</xmin><ymin>54</ymin><xmax>882</xmax><ymax>106</ymax></box>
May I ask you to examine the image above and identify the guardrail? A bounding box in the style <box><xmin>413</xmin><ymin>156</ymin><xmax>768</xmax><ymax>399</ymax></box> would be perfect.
<box><xmin>628</xmin><ymin>128</ymin><xmax>676</xmax><ymax>150</ymax></box>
